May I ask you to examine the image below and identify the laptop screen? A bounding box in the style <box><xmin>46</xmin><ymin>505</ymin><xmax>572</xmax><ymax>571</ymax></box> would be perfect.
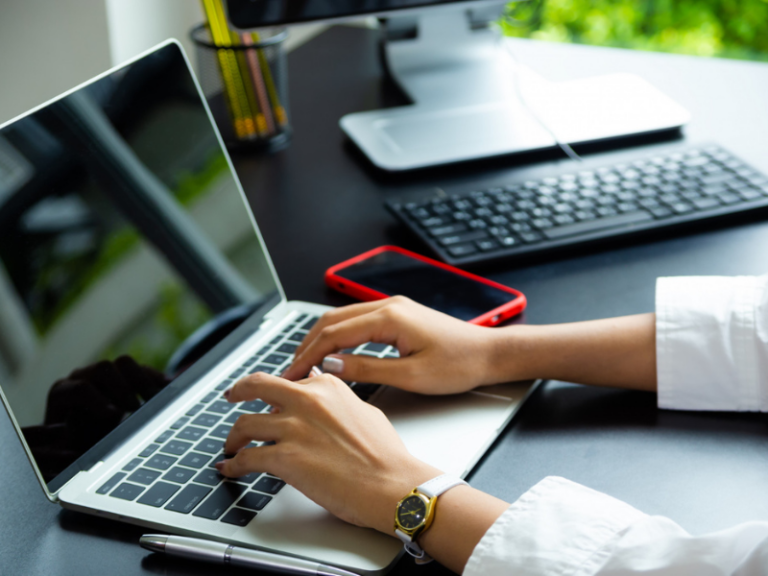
<box><xmin>0</xmin><ymin>43</ymin><xmax>280</xmax><ymax>491</ymax></box>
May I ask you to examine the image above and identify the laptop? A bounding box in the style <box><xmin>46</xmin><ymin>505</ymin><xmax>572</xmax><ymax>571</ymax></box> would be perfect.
<box><xmin>0</xmin><ymin>41</ymin><xmax>535</xmax><ymax>574</ymax></box>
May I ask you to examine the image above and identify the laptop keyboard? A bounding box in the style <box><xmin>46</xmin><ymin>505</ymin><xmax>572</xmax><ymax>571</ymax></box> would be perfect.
<box><xmin>96</xmin><ymin>313</ymin><xmax>398</xmax><ymax>526</ymax></box>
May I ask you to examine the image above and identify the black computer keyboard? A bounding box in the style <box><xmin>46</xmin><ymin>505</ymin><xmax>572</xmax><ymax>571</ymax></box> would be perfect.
<box><xmin>386</xmin><ymin>145</ymin><xmax>768</xmax><ymax>266</ymax></box>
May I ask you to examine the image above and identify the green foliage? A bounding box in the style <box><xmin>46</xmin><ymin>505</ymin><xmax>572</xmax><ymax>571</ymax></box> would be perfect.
<box><xmin>501</xmin><ymin>0</ymin><xmax>768</xmax><ymax>61</ymax></box>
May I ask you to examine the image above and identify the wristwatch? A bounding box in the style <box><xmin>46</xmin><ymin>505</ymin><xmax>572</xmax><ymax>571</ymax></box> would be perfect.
<box><xmin>394</xmin><ymin>474</ymin><xmax>468</xmax><ymax>563</ymax></box>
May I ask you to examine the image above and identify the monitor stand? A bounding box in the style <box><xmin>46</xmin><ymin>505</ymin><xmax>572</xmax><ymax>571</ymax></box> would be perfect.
<box><xmin>339</xmin><ymin>8</ymin><xmax>690</xmax><ymax>172</ymax></box>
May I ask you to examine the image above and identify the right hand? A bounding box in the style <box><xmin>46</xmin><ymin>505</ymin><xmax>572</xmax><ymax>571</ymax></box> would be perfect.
<box><xmin>281</xmin><ymin>297</ymin><xmax>502</xmax><ymax>394</ymax></box>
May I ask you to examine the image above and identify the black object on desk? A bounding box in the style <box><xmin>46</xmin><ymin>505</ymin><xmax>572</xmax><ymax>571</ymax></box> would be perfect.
<box><xmin>3</xmin><ymin>25</ymin><xmax>768</xmax><ymax>576</ymax></box>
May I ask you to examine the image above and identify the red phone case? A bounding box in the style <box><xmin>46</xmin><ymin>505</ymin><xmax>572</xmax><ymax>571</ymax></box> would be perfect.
<box><xmin>325</xmin><ymin>245</ymin><xmax>526</xmax><ymax>326</ymax></box>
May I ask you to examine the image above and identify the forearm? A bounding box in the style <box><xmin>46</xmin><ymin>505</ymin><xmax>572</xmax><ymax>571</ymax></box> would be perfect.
<box><xmin>487</xmin><ymin>313</ymin><xmax>657</xmax><ymax>391</ymax></box>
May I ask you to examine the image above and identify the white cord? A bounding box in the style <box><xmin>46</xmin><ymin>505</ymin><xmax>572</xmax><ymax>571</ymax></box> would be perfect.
<box><xmin>503</xmin><ymin>40</ymin><xmax>583</xmax><ymax>163</ymax></box>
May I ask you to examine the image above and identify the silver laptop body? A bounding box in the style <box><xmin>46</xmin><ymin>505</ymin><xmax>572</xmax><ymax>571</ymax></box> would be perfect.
<box><xmin>0</xmin><ymin>41</ymin><xmax>535</xmax><ymax>574</ymax></box>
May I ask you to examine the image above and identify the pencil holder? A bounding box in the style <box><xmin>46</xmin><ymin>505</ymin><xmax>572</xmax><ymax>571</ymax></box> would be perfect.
<box><xmin>191</xmin><ymin>24</ymin><xmax>291</xmax><ymax>152</ymax></box>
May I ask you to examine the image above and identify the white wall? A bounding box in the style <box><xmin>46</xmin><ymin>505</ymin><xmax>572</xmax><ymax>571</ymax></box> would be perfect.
<box><xmin>0</xmin><ymin>0</ymin><xmax>111</xmax><ymax>125</ymax></box>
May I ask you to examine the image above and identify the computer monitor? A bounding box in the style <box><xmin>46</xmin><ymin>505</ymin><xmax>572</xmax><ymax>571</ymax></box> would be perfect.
<box><xmin>225</xmin><ymin>0</ymin><xmax>690</xmax><ymax>171</ymax></box>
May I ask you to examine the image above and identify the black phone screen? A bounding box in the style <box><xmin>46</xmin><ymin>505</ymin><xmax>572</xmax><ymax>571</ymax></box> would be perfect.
<box><xmin>333</xmin><ymin>250</ymin><xmax>516</xmax><ymax>321</ymax></box>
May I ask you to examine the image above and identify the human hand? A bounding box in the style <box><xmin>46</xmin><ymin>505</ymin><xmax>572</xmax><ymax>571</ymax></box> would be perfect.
<box><xmin>281</xmin><ymin>297</ymin><xmax>501</xmax><ymax>395</ymax></box>
<box><xmin>217</xmin><ymin>371</ymin><xmax>441</xmax><ymax>534</ymax></box>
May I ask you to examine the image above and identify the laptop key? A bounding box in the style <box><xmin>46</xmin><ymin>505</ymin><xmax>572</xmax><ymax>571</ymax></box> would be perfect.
<box><xmin>155</xmin><ymin>430</ymin><xmax>174</xmax><ymax>443</ymax></box>
<box><xmin>122</xmin><ymin>459</ymin><xmax>142</xmax><ymax>472</ymax></box>
<box><xmin>201</xmin><ymin>392</ymin><xmax>218</xmax><ymax>403</ymax></box>
<box><xmin>160</xmin><ymin>440</ymin><xmax>193</xmax><ymax>456</ymax></box>
<box><xmin>128</xmin><ymin>468</ymin><xmax>162</xmax><ymax>486</ymax></box>
<box><xmin>253</xmin><ymin>476</ymin><xmax>285</xmax><ymax>495</ymax></box>
<box><xmin>163</xmin><ymin>466</ymin><xmax>197</xmax><ymax>484</ymax></box>
<box><xmin>263</xmin><ymin>353</ymin><xmax>289</xmax><ymax>366</ymax></box>
<box><xmin>249</xmin><ymin>364</ymin><xmax>276</xmax><ymax>375</ymax></box>
<box><xmin>276</xmin><ymin>343</ymin><xmax>297</xmax><ymax>354</ymax></box>
<box><xmin>137</xmin><ymin>482</ymin><xmax>179</xmax><ymax>508</ymax></box>
<box><xmin>240</xmin><ymin>400</ymin><xmax>268</xmax><ymax>413</ymax></box>
<box><xmin>362</xmin><ymin>342</ymin><xmax>388</xmax><ymax>353</ymax></box>
<box><xmin>209</xmin><ymin>454</ymin><xmax>226</xmax><ymax>468</ymax></box>
<box><xmin>221</xmin><ymin>508</ymin><xmax>257</xmax><ymax>526</ymax></box>
<box><xmin>111</xmin><ymin>483</ymin><xmax>145</xmax><ymax>501</ymax></box>
<box><xmin>230</xmin><ymin>368</ymin><xmax>245</xmax><ymax>379</ymax></box>
<box><xmin>296</xmin><ymin>313</ymin><xmax>308</xmax><ymax>322</ymax></box>
<box><xmin>177</xmin><ymin>426</ymin><xmax>207</xmax><ymax>442</ymax></box>
<box><xmin>237</xmin><ymin>492</ymin><xmax>272</xmax><ymax>511</ymax></box>
<box><xmin>207</xmin><ymin>401</ymin><xmax>236</xmax><ymax>414</ymax></box>
<box><xmin>170</xmin><ymin>417</ymin><xmax>189</xmax><ymax>430</ymax></box>
<box><xmin>145</xmin><ymin>454</ymin><xmax>178</xmax><ymax>471</ymax></box>
<box><xmin>196</xmin><ymin>438</ymin><xmax>223</xmax><ymax>454</ymax></box>
<box><xmin>194</xmin><ymin>468</ymin><xmax>225</xmax><ymax>487</ymax></box>
<box><xmin>209</xmin><ymin>424</ymin><xmax>233</xmax><ymax>440</ymax></box>
<box><xmin>97</xmin><ymin>472</ymin><xmax>126</xmax><ymax>494</ymax></box>
<box><xmin>192</xmin><ymin>482</ymin><xmax>248</xmax><ymax>520</ymax></box>
<box><xmin>164</xmin><ymin>484</ymin><xmax>211</xmax><ymax>514</ymax></box>
<box><xmin>186</xmin><ymin>404</ymin><xmax>205</xmax><ymax>417</ymax></box>
<box><xmin>301</xmin><ymin>317</ymin><xmax>319</xmax><ymax>330</ymax></box>
<box><xmin>179</xmin><ymin>452</ymin><xmax>211</xmax><ymax>469</ymax></box>
<box><xmin>138</xmin><ymin>444</ymin><xmax>160</xmax><ymax>458</ymax></box>
<box><xmin>225</xmin><ymin>411</ymin><xmax>249</xmax><ymax>424</ymax></box>
<box><xmin>192</xmin><ymin>413</ymin><xmax>221</xmax><ymax>428</ymax></box>
<box><xmin>215</xmin><ymin>380</ymin><xmax>233</xmax><ymax>391</ymax></box>
<box><xmin>287</xmin><ymin>331</ymin><xmax>308</xmax><ymax>343</ymax></box>
<box><xmin>235</xmin><ymin>473</ymin><xmax>261</xmax><ymax>484</ymax></box>
<box><xmin>270</xmin><ymin>336</ymin><xmax>282</xmax><ymax>345</ymax></box>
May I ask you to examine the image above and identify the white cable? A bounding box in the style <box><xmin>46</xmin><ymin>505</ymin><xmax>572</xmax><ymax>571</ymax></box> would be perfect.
<box><xmin>503</xmin><ymin>39</ymin><xmax>583</xmax><ymax>163</ymax></box>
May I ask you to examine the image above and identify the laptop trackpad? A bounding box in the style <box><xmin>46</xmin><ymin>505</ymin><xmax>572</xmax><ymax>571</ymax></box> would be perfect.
<box><xmin>373</xmin><ymin>383</ymin><xmax>532</xmax><ymax>476</ymax></box>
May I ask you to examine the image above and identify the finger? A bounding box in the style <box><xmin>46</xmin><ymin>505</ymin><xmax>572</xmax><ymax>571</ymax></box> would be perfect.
<box><xmin>320</xmin><ymin>353</ymin><xmax>420</xmax><ymax>389</ymax></box>
<box><xmin>283</xmin><ymin>312</ymin><xmax>394</xmax><ymax>381</ymax></box>
<box><xmin>216</xmin><ymin>444</ymin><xmax>278</xmax><ymax>478</ymax></box>
<box><xmin>224</xmin><ymin>413</ymin><xmax>283</xmax><ymax>454</ymax></box>
<box><xmin>225</xmin><ymin>372</ymin><xmax>299</xmax><ymax>406</ymax></box>
<box><xmin>293</xmin><ymin>300</ymin><xmax>394</xmax><ymax>358</ymax></box>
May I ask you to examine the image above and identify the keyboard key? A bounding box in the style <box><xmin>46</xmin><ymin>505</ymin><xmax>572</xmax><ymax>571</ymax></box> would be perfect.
<box><xmin>249</xmin><ymin>364</ymin><xmax>276</xmax><ymax>375</ymax></box>
<box><xmin>221</xmin><ymin>508</ymin><xmax>257</xmax><ymax>526</ymax></box>
<box><xmin>476</xmin><ymin>239</ymin><xmax>499</xmax><ymax>251</ymax></box>
<box><xmin>428</xmin><ymin>223</ymin><xmax>468</xmax><ymax>236</ymax></box>
<box><xmin>177</xmin><ymin>426</ymin><xmax>207</xmax><ymax>442</ymax></box>
<box><xmin>201</xmin><ymin>392</ymin><xmax>218</xmax><ymax>403</ymax></box>
<box><xmin>270</xmin><ymin>336</ymin><xmax>282</xmax><ymax>345</ymax></box>
<box><xmin>192</xmin><ymin>413</ymin><xmax>221</xmax><ymax>428</ymax></box>
<box><xmin>543</xmin><ymin>212</ymin><xmax>653</xmax><ymax>240</ymax></box>
<box><xmin>110</xmin><ymin>483</ymin><xmax>144</xmax><ymax>501</ymax></box>
<box><xmin>363</xmin><ymin>342</ymin><xmax>388</xmax><ymax>353</ymax></box>
<box><xmin>235</xmin><ymin>472</ymin><xmax>261</xmax><ymax>484</ymax></box>
<box><xmin>207</xmin><ymin>401</ymin><xmax>236</xmax><ymax>414</ymax></box>
<box><xmin>122</xmin><ymin>459</ymin><xmax>142</xmax><ymax>472</ymax></box>
<box><xmin>447</xmin><ymin>243</ymin><xmax>477</xmax><ymax>257</ymax></box>
<box><xmin>277</xmin><ymin>343</ymin><xmax>298</xmax><ymax>354</ymax></box>
<box><xmin>145</xmin><ymin>454</ymin><xmax>178</xmax><ymax>471</ymax></box>
<box><xmin>263</xmin><ymin>353</ymin><xmax>289</xmax><ymax>366</ymax></box>
<box><xmin>138</xmin><ymin>444</ymin><xmax>160</xmax><ymax>458</ymax></box>
<box><xmin>286</xmin><ymin>331</ymin><xmax>308</xmax><ymax>343</ymax></box>
<box><xmin>186</xmin><ymin>404</ymin><xmax>204</xmax><ymax>417</ymax></box>
<box><xmin>225</xmin><ymin>411</ymin><xmax>249</xmax><ymax>424</ymax></box>
<box><xmin>192</xmin><ymin>482</ymin><xmax>248</xmax><ymax>520</ymax></box>
<box><xmin>137</xmin><ymin>482</ymin><xmax>179</xmax><ymax>507</ymax></box>
<box><xmin>165</xmin><ymin>484</ymin><xmax>211</xmax><ymax>514</ymax></box>
<box><xmin>196</xmin><ymin>438</ymin><xmax>224</xmax><ymax>454</ymax></box>
<box><xmin>163</xmin><ymin>466</ymin><xmax>197</xmax><ymax>484</ymax></box>
<box><xmin>254</xmin><ymin>476</ymin><xmax>286</xmax><ymax>495</ymax></box>
<box><xmin>170</xmin><ymin>417</ymin><xmax>189</xmax><ymax>430</ymax></box>
<box><xmin>230</xmin><ymin>368</ymin><xmax>245</xmax><ymax>379</ymax></box>
<box><xmin>237</xmin><ymin>492</ymin><xmax>272</xmax><ymax>511</ymax></box>
<box><xmin>179</xmin><ymin>452</ymin><xmax>211</xmax><ymax>469</ymax></box>
<box><xmin>194</xmin><ymin>468</ymin><xmax>225</xmax><ymax>487</ymax></box>
<box><xmin>209</xmin><ymin>454</ymin><xmax>227</xmax><ymax>468</ymax></box>
<box><xmin>210</xmin><ymin>424</ymin><xmax>233</xmax><ymax>439</ymax></box>
<box><xmin>215</xmin><ymin>380</ymin><xmax>233</xmax><ymax>391</ymax></box>
<box><xmin>301</xmin><ymin>317</ymin><xmax>318</xmax><ymax>331</ymax></box>
<box><xmin>160</xmin><ymin>440</ymin><xmax>193</xmax><ymax>456</ymax></box>
<box><xmin>154</xmin><ymin>430</ymin><xmax>174</xmax><ymax>444</ymax></box>
<box><xmin>438</xmin><ymin>230</ymin><xmax>489</xmax><ymax>246</ymax></box>
<box><xmin>127</xmin><ymin>468</ymin><xmax>162</xmax><ymax>486</ymax></box>
<box><xmin>97</xmin><ymin>472</ymin><xmax>126</xmax><ymax>494</ymax></box>
<box><xmin>240</xmin><ymin>400</ymin><xmax>268</xmax><ymax>413</ymax></box>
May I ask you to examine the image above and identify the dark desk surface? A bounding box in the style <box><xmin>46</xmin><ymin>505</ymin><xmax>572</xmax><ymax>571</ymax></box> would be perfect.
<box><xmin>3</xmin><ymin>25</ymin><xmax>768</xmax><ymax>576</ymax></box>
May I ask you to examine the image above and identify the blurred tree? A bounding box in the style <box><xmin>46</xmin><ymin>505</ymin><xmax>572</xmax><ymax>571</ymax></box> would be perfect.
<box><xmin>501</xmin><ymin>0</ymin><xmax>768</xmax><ymax>61</ymax></box>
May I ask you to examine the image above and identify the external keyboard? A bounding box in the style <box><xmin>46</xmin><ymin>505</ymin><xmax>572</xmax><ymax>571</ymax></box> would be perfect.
<box><xmin>96</xmin><ymin>313</ymin><xmax>397</xmax><ymax>526</ymax></box>
<box><xmin>386</xmin><ymin>145</ymin><xmax>768</xmax><ymax>266</ymax></box>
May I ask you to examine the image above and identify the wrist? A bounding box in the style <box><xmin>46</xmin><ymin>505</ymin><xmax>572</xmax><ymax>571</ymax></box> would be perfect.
<box><xmin>484</xmin><ymin>324</ymin><xmax>545</xmax><ymax>384</ymax></box>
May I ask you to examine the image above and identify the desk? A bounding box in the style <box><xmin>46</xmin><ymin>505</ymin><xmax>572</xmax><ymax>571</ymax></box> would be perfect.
<box><xmin>3</xmin><ymin>25</ymin><xmax>768</xmax><ymax>576</ymax></box>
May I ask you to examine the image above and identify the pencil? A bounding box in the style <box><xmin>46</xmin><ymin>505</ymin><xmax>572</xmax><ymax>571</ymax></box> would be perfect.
<box><xmin>251</xmin><ymin>31</ymin><xmax>288</xmax><ymax>127</ymax></box>
<box><xmin>241</xmin><ymin>33</ymin><xmax>276</xmax><ymax>135</ymax></box>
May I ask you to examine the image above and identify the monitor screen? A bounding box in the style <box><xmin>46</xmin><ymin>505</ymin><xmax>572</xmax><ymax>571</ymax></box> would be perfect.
<box><xmin>226</xmin><ymin>0</ymin><xmax>499</xmax><ymax>28</ymax></box>
<box><xmin>0</xmin><ymin>43</ymin><xmax>280</xmax><ymax>490</ymax></box>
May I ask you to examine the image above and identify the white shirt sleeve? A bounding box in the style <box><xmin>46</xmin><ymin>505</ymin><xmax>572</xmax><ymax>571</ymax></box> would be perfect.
<box><xmin>464</xmin><ymin>476</ymin><xmax>768</xmax><ymax>576</ymax></box>
<box><xmin>656</xmin><ymin>274</ymin><xmax>768</xmax><ymax>411</ymax></box>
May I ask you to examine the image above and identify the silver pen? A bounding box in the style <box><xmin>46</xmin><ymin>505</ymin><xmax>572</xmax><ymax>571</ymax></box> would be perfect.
<box><xmin>140</xmin><ymin>534</ymin><xmax>360</xmax><ymax>576</ymax></box>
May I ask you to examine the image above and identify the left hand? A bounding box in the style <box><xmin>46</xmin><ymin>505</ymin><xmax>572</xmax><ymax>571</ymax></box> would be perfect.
<box><xmin>217</xmin><ymin>372</ymin><xmax>441</xmax><ymax>534</ymax></box>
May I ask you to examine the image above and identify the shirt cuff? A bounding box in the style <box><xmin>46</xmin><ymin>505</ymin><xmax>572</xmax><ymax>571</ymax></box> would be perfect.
<box><xmin>463</xmin><ymin>477</ymin><xmax>646</xmax><ymax>576</ymax></box>
<box><xmin>656</xmin><ymin>274</ymin><xmax>768</xmax><ymax>412</ymax></box>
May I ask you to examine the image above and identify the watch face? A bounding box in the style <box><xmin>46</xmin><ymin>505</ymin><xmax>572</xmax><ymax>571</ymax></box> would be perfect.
<box><xmin>397</xmin><ymin>495</ymin><xmax>428</xmax><ymax>530</ymax></box>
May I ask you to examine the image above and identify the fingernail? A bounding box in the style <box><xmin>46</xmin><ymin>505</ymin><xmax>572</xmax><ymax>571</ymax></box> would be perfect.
<box><xmin>215</xmin><ymin>461</ymin><xmax>226</xmax><ymax>472</ymax></box>
<box><xmin>223</xmin><ymin>388</ymin><xmax>231</xmax><ymax>400</ymax></box>
<box><xmin>322</xmin><ymin>356</ymin><xmax>344</xmax><ymax>374</ymax></box>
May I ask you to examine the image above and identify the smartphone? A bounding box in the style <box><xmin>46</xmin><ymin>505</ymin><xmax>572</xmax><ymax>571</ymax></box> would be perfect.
<box><xmin>325</xmin><ymin>246</ymin><xmax>526</xmax><ymax>326</ymax></box>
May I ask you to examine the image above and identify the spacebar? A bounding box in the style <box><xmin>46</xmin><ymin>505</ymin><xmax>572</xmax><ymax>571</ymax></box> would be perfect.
<box><xmin>543</xmin><ymin>211</ymin><xmax>653</xmax><ymax>240</ymax></box>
